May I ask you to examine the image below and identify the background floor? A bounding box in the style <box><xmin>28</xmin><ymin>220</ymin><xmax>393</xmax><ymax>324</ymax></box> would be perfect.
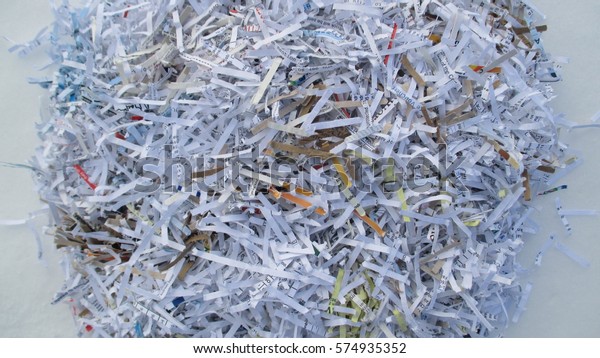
<box><xmin>0</xmin><ymin>0</ymin><xmax>598</xmax><ymax>337</ymax></box>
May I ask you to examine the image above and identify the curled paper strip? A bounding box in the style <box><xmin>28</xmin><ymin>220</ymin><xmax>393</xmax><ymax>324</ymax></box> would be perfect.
<box><xmin>11</xmin><ymin>0</ymin><xmax>595</xmax><ymax>337</ymax></box>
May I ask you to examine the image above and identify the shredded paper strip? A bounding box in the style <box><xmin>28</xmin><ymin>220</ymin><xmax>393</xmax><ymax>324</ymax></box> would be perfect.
<box><xmin>7</xmin><ymin>0</ymin><xmax>596</xmax><ymax>337</ymax></box>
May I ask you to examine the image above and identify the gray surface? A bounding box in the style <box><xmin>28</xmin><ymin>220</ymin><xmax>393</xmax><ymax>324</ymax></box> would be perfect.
<box><xmin>0</xmin><ymin>0</ymin><xmax>598</xmax><ymax>337</ymax></box>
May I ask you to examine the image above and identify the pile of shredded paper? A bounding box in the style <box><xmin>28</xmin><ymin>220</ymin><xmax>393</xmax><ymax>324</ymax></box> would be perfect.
<box><xmin>12</xmin><ymin>0</ymin><xmax>593</xmax><ymax>337</ymax></box>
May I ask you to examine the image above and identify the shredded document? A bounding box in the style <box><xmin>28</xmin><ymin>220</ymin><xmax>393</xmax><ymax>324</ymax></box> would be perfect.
<box><xmin>6</xmin><ymin>0</ymin><xmax>598</xmax><ymax>338</ymax></box>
